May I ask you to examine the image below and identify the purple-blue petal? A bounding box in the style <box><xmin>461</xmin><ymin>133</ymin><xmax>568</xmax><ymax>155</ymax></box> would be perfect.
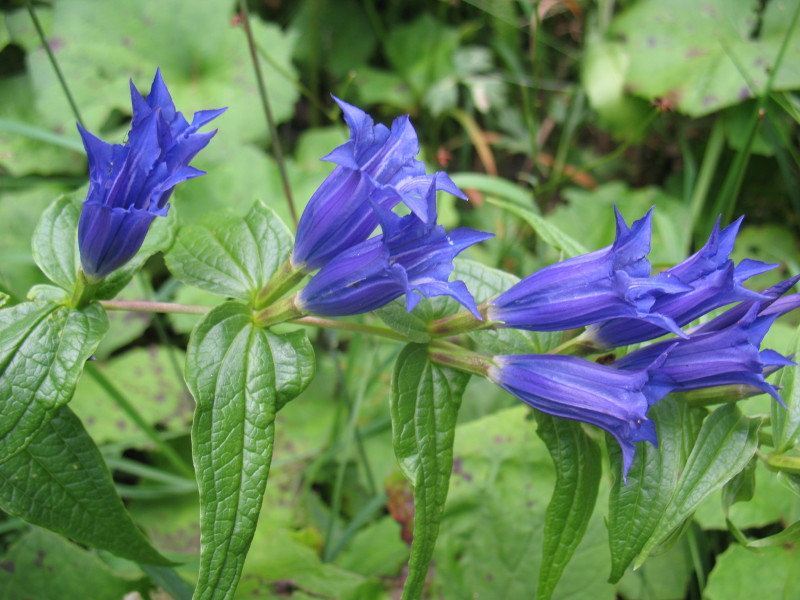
<box><xmin>487</xmin><ymin>208</ymin><xmax>687</xmax><ymax>333</ymax></box>
<box><xmin>585</xmin><ymin>217</ymin><xmax>778</xmax><ymax>348</ymax></box>
<box><xmin>77</xmin><ymin>69</ymin><xmax>223</xmax><ymax>279</ymax></box>
<box><xmin>292</xmin><ymin>98</ymin><xmax>468</xmax><ymax>270</ymax></box>
<box><xmin>488</xmin><ymin>353</ymin><xmax>672</xmax><ymax>480</ymax></box>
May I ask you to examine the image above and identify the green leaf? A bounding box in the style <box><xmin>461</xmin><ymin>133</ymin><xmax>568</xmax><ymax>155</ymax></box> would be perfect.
<box><xmin>391</xmin><ymin>344</ymin><xmax>469</xmax><ymax>600</ymax></box>
<box><xmin>432</xmin><ymin>406</ymin><xmax>616</xmax><ymax>600</ymax></box>
<box><xmin>609</xmin><ymin>0</ymin><xmax>800</xmax><ymax>116</ymax></box>
<box><xmin>0</xmin><ymin>527</ymin><xmax>144</xmax><ymax>600</ymax></box>
<box><xmin>31</xmin><ymin>195</ymin><xmax>80</xmax><ymax>291</ymax></box>
<box><xmin>0</xmin><ymin>299</ymin><xmax>108</xmax><ymax>461</ymax></box>
<box><xmin>0</xmin><ymin>406</ymin><xmax>169</xmax><ymax>564</ymax></box>
<box><xmin>534</xmin><ymin>414</ymin><xmax>601</xmax><ymax>600</ymax></box>
<box><xmin>26</xmin><ymin>0</ymin><xmax>299</xmax><ymax>146</ymax></box>
<box><xmin>166</xmin><ymin>201</ymin><xmax>293</xmax><ymax>303</ymax></box>
<box><xmin>704</xmin><ymin>544</ymin><xmax>800</xmax><ymax>600</ymax></box>
<box><xmin>71</xmin><ymin>346</ymin><xmax>191</xmax><ymax>447</ymax></box>
<box><xmin>486</xmin><ymin>196</ymin><xmax>589</xmax><ymax>258</ymax></box>
<box><xmin>607</xmin><ymin>396</ymin><xmax>706</xmax><ymax>582</ymax></box>
<box><xmin>773</xmin><ymin>329</ymin><xmax>800</xmax><ymax>453</ymax></box>
<box><xmin>635</xmin><ymin>404</ymin><xmax>760</xmax><ymax>567</ymax></box>
<box><xmin>186</xmin><ymin>301</ymin><xmax>315</xmax><ymax>600</ymax></box>
<box><xmin>747</xmin><ymin>518</ymin><xmax>800</xmax><ymax>548</ymax></box>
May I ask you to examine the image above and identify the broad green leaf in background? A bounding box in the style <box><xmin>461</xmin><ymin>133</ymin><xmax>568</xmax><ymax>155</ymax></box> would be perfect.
<box><xmin>607</xmin><ymin>0</ymin><xmax>800</xmax><ymax>116</ymax></box>
<box><xmin>704</xmin><ymin>543</ymin><xmax>800</xmax><ymax>600</ymax></box>
<box><xmin>186</xmin><ymin>301</ymin><xmax>315</xmax><ymax>600</ymax></box>
<box><xmin>449</xmin><ymin>172</ymin><xmax>536</xmax><ymax>208</ymax></box>
<box><xmin>0</xmin><ymin>299</ymin><xmax>108</xmax><ymax>461</ymax></box>
<box><xmin>534</xmin><ymin>414</ymin><xmax>601</xmax><ymax>600</ymax></box>
<box><xmin>167</xmin><ymin>201</ymin><xmax>293</xmax><ymax>303</ymax></box>
<box><xmin>23</xmin><ymin>0</ymin><xmax>299</xmax><ymax>146</ymax></box>
<box><xmin>635</xmin><ymin>404</ymin><xmax>761</xmax><ymax>567</ymax></box>
<box><xmin>0</xmin><ymin>406</ymin><xmax>169</xmax><ymax>565</ymax></box>
<box><xmin>607</xmin><ymin>396</ymin><xmax>706</xmax><ymax>582</ymax></box>
<box><xmin>432</xmin><ymin>406</ymin><xmax>616</xmax><ymax>600</ymax></box>
<box><xmin>391</xmin><ymin>344</ymin><xmax>470</xmax><ymax>600</ymax></box>
<box><xmin>71</xmin><ymin>346</ymin><xmax>192</xmax><ymax>447</ymax></box>
<box><xmin>0</xmin><ymin>184</ymin><xmax>68</xmax><ymax>302</ymax></box>
<box><xmin>0</xmin><ymin>72</ymin><xmax>85</xmax><ymax>177</ymax></box>
<box><xmin>0</xmin><ymin>527</ymin><xmax>145</xmax><ymax>600</ymax></box>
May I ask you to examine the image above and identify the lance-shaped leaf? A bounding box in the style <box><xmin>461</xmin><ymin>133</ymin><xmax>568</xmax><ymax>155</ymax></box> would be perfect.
<box><xmin>186</xmin><ymin>302</ymin><xmax>314</xmax><ymax>600</ymax></box>
<box><xmin>606</xmin><ymin>396</ymin><xmax>706</xmax><ymax>582</ymax></box>
<box><xmin>0</xmin><ymin>299</ymin><xmax>108</xmax><ymax>461</ymax></box>
<box><xmin>391</xmin><ymin>343</ymin><xmax>470</xmax><ymax>600</ymax></box>
<box><xmin>0</xmin><ymin>406</ymin><xmax>169</xmax><ymax>564</ymax></box>
<box><xmin>166</xmin><ymin>201</ymin><xmax>294</xmax><ymax>303</ymax></box>
<box><xmin>534</xmin><ymin>413</ymin><xmax>601</xmax><ymax>600</ymax></box>
<box><xmin>635</xmin><ymin>404</ymin><xmax>760</xmax><ymax>567</ymax></box>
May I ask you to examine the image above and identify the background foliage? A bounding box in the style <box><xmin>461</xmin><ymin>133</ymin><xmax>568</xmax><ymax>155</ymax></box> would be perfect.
<box><xmin>1</xmin><ymin>0</ymin><xmax>800</xmax><ymax>599</ymax></box>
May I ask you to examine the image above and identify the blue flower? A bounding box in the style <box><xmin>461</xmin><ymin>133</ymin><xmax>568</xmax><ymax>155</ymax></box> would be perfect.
<box><xmin>487</xmin><ymin>352</ymin><xmax>674</xmax><ymax>479</ymax></box>
<box><xmin>77</xmin><ymin>68</ymin><xmax>225</xmax><ymax>280</ymax></box>
<box><xmin>582</xmin><ymin>217</ymin><xmax>776</xmax><ymax>349</ymax></box>
<box><xmin>614</xmin><ymin>277</ymin><xmax>800</xmax><ymax>402</ymax></box>
<box><xmin>486</xmin><ymin>208</ymin><xmax>691</xmax><ymax>333</ymax></box>
<box><xmin>292</xmin><ymin>97</ymin><xmax>465</xmax><ymax>271</ymax></box>
<box><xmin>296</xmin><ymin>181</ymin><xmax>492</xmax><ymax>317</ymax></box>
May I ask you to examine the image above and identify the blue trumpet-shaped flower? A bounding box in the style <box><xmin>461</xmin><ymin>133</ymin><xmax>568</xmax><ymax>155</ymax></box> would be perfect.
<box><xmin>487</xmin><ymin>352</ymin><xmax>674</xmax><ymax>479</ymax></box>
<box><xmin>292</xmin><ymin>97</ymin><xmax>465</xmax><ymax>271</ymax></box>
<box><xmin>486</xmin><ymin>208</ymin><xmax>691</xmax><ymax>333</ymax></box>
<box><xmin>77</xmin><ymin>69</ymin><xmax>225</xmax><ymax>280</ymax></box>
<box><xmin>614</xmin><ymin>278</ymin><xmax>800</xmax><ymax>402</ymax></box>
<box><xmin>583</xmin><ymin>217</ymin><xmax>776</xmax><ymax>349</ymax></box>
<box><xmin>297</xmin><ymin>180</ymin><xmax>492</xmax><ymax>317</ymax></box>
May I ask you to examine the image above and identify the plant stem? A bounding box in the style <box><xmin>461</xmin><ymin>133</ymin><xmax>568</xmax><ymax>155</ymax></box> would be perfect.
<box><xmin>84</xmin><ymin>363</ymin><xmax>195</xmax><ymax>479</ymax></box>
<box><xmin>24</xmin><ymin>0</ymin><xmax>84</xmax><ymax>127</ymax></box>
<box><xmin>295</xmin><ymin>316</ymin><xmax>408</xmax><ymax>341</ymax></box>
<box><xmin>238</xmin><ymin>0</ymin><xmax>298</xmax><ymax>227</ymax></box>
<box><xmin>99</xmin><ymin>300</ymin><xmax>210</xmax><ymax>315</ymax></box>
<box><xmin>427</xmin><ymin>344</ymin><xmax>492</xmax><ymax>377</ymax></box>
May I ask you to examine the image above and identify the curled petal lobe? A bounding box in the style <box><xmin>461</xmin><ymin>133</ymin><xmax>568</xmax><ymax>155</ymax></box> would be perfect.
<box><xmin>615</xmin><ymin>286</ymin><xmax>800</xmax><ymax>404</ymax></box>
<box><xmin>78</xmin><ymin>69</ymin><xmax>224</xmax><ymax>280</ymax></box>
<box><xmin>487</xmin><ymin>207</ymin><xmax>689</xmax><ymax>333</ymax></box>
<box><xmin>585</xmin><ymin>217</ymin><xmax>778</xmax><ymax>348</ymax></box>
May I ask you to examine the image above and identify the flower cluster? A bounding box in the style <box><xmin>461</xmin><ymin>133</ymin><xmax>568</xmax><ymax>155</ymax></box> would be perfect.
<box><xmin>77</xmin><ymin>79</ymin><xmax>797</xmax><ymax>482</ymax></box>
<box><xmin>285</xmin><ymin>99</ymin><xmax>491</xmax><ymax>319</ymax></box>
<box><xmin>77</xmin><ymin>69</ymin><xmax>225</xmax><ymax>280</ymax></box>
<box><xmin>482</xmin><ymin>214</ymin><xmax>797</xmax><ymax>479</ymax></box>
